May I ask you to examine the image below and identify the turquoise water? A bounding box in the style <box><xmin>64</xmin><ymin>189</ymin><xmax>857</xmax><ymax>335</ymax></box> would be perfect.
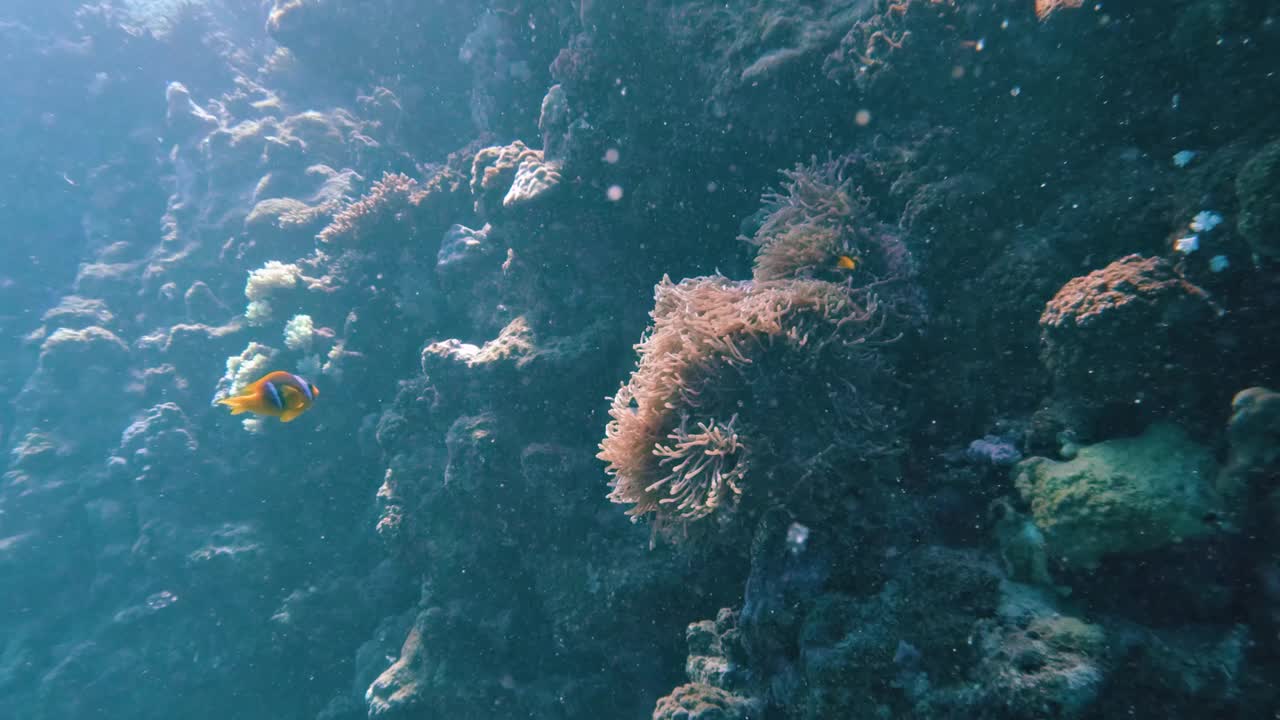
<box><xmin>2</xmin><ymin>1</ymin><xmax>1279</xmax><ymax>718</ymax></box>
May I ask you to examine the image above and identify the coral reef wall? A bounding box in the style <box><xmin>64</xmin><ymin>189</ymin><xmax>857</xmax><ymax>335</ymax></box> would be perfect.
<box><xmin>2</xmin><ymin>1</ymin><xmax>1280</xmax><ymax>719</ymax></box>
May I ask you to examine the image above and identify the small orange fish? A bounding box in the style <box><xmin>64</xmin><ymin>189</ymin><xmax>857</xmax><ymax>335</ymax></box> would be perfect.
<box><xmin>836</xmin><ymin>255</ymin><xmax>860</xmax><ymax>271</ymax></box>
<box><xmin>218</xmin><ymin>371</ymin><xmax>319</xmax><ymax>423</ymax></box>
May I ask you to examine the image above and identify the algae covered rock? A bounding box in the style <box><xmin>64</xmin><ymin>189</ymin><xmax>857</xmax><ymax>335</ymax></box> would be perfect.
<box><xmin>1014</xmin><ymin>423</ymin><xmax>1221</xmax><ymax>569</ymax></box>
<box><xmin>1236</xmin><ymin>139</ymin><xmax>1280</xmax><ymax>259</ymax></box>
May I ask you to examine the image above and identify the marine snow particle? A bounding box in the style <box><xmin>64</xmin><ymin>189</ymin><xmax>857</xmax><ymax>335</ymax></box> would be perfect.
<box><xmin>975</xmin><ymin>37</ymin><xmax>986</xmax><ymax>52</ymax></box>
<box><xmin>1010</xmin><ymin>85</ymin><xmax>1022</xmax><ymax>97</ymax></box>
<box><xmin>1172</xmin><ymin>150</ymin><xmax>1197</xmax><ymax>167</ymax></box>
<box><xmin>855</xmin><ymin>109</ymin><xmax>871</xmax><ymax>126</ymax></box>
<box><xmin>1190</xmin><ymin>210</ymin><xmax>1223</xmax><ymax>233</ymax></box>
<box><xmin>606</xmin><ymin>184</ymin><xmax>624</xmax><ymax>201</ymax></box>
<box><xmin>1174</xmin><ymin>234</ymin><xmax>1200</xmax><ymax>254</ymax></box>
<box><xmin>1210</xmin><ymin>254</ymin><xmax>1230</xmax><ymax>272</ymax></box>
<box><xmin>786</xmin><ymin>522</ymin><xmax>810</xmax><ymax>554</ymax></box>
<box><xmin>604</xmin><ymin>148</ymin><xmax>620</xmax><ymax>164</ymax></box>
<box><xmin>146</xmin><ymin>590</ymin><xmax>178</xmax><ymax>610</ymax></box>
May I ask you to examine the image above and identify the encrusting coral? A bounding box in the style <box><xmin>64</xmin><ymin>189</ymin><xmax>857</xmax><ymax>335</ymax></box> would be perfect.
<box><xmin>1014</xmin><ymin>423</ymin><xmax>1224</xmax><ymax>570</ymax></box>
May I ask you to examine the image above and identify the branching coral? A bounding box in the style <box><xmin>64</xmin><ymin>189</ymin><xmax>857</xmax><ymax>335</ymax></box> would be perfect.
<box><xmin>317</xmin><ymin>172</ymin><xmax>430</xmax><ymax>245</ymax></box>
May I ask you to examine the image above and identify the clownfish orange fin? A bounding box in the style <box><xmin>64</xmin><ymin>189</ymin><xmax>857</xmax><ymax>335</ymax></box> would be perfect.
<box><xmin>218</xmin><ymin>395</ymin><xmax>252</xmax><ymax>415</ymax></box>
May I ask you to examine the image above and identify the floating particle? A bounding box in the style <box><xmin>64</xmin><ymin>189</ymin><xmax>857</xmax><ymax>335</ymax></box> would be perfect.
<box><xmin>146</xmin><ymin>590</ymin><xmax>179</xmax><ymax>610</ymax></box>
<box><xmin>786</xmin><ymin>522</ymin><xmax>810</xmax><ymax>554</ymax></box>
<box><xmin>855</xmin><ymin>109</ymin><xmax>871</xmax><ymax>126</ymax></box>
<box><xmin>1001</xmin><ymin>18</ymin><xmax>1010</xmax><ymax>29</ymax></box>
<box><xmin>1190</xmin><ymin>210</ymin><xmax>1223</xmax><ymax>233</ymax></box>
<box><xmin>606</xmin><ymin>185</ymin><xmax>623</xmax><ymax>201</ymax></box>
<box><xmin>1209</xmin><ymin>254</ymin><xmax>1230</xmax><ymax>272</ymax></box>
<box><xmin>603</xmin><ymin>148</ymin><xmax>619</xmax><ymax>164</ymax></box>
<box><xmin>951</xmin><ymin>65</ymin><xmax>966</xmax><ymax>79</ymax></box>
<box><xmin>1010</xmin><ymin>85</ymin><xmax>1021</xmax><ymax>97</ymax></box>
<box><xmin>1174</xmin><ymin>234</ymin><xmax>1200</xmax><ymax>254</ymax></box>
<box><xmin>706</xmin><ymin>181</ymin><xmax>718</xmax><ymax>193</ymax></box>
<box><xmin>975</xmin><ymin>38</ymin><xmax>986</xmax><ymax>52</ymax></box>
<box><xmin>1172</xmin><ymin>150</ymin><xmax>1197</xmax><ymax>167</ymax></box>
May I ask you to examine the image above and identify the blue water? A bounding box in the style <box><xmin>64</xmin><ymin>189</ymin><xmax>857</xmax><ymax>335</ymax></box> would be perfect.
<box><xmin>2</xmin><ymin>1</ymin><xmax>1279</xmax><ymax>718</ymax></box>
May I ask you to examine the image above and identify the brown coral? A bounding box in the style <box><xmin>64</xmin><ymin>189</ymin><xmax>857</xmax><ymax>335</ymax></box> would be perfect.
<box><xmin>1035</xmin><ymin>0</ymin><xmax>1085</xmax><ymax>20</ymax></box>
<box><xmin>317</xmin><ymin>172</ymin><xmax>427</xmax><ymax>245</ymax></box>
<box><xmin>598</xmin><ymin>274</ymin><xmax>899</xmax><ymax>527</ymax></box>
<box><xmin>653</xmin><ymin>683</ymin><xmax>759</xmax><ymax>720</ymax></box>
<box><xmin>1039</xmin><ymin>254</ymin><xmax>1218</xmax><ymax>407</ymax></box>
<box><xmin>470</xmin><ymin>140</ymin><xmax>544</xmax><ymax>217</ymax></box>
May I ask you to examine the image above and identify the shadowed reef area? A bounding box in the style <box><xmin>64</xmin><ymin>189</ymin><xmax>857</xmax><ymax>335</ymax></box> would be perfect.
<box><xmin>2</xmin><ymin>1</ymin><xmax>1280</xmax><ymax>718</ymax></box>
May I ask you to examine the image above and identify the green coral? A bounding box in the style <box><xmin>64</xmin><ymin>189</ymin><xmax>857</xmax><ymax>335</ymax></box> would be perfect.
<box><xmin>1014</xmin><ymin>423</ymin><xmax>1221</xmax><ymax>569</ymax></box>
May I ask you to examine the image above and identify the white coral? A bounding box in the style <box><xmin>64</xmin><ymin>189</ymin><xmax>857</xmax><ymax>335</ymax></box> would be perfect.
<box><xmin>245</xmin><ymin>260</ymin><xmax>300</xmax><ymax>301</ymax></box>
<box><xmin>244</xmin><ymin>261</ymin><xmax>301</xmax><ymax>325</ymax></box>
<box><xmin>220</xmin><ymin>341</ymin><xmax>276</xmax><ymax>397</ymax></box>
<box><xmin>283</xmin><ymin>314</ymin><xmax>315</xmax><ymax>351</ymax></box>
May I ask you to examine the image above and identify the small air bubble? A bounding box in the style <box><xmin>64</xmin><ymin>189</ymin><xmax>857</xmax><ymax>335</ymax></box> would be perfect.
<box><xmin>606</xmin><ymin>185</ymin><xmax>624</xmax><ymax>201</ymax></box>
<box><xmin>603</xmin><ymin>148</ymin><xmax>619</xmax><ymax>164</ymax></box>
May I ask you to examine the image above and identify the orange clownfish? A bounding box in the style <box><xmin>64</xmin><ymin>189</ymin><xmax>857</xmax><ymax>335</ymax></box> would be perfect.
<box><xmin>836</xmin><ymin>254</ymin><xmax>860</xmax><ymax>271</ymax></box>
<box><xmin>218</xmin><ymin>371</ymin><xmax>319</xmax><ymax>423</ymax></box>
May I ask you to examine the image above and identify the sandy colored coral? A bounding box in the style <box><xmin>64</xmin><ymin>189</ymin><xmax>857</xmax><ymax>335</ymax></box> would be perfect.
<box><xmin>1216</xmin><ymin>387</ymin><xmax>1280</xmax><ymax>510</ymax></box>
<box><xmin>1035</xmin><ymin>0</ymin><xmax>1085</xmax><ymax>20</ymax></box>
<box><xmin>653</xmin><ymin>683</ymin><xmax>758</xmax><ymax>720</ymax></box>
<box><xmin>503</xmin><ymin>155</ymin><xmax>561</xmax><ymax>209</ymax></box>
<box><xmin>1014</xmin><ymin>423</ymin><xmax>1222</xmax><ymax>569</ymax></box>
<box><xmin>470</xmin><ymin>140</ymin><xmax>542</xmax><ymax>216</ymax></box>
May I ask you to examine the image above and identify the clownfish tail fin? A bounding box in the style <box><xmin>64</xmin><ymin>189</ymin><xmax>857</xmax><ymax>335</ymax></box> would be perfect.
<box><xmin>218</xmin><ymin>395</ymin><xmax>251</xmax><ymax>415</ymax></box>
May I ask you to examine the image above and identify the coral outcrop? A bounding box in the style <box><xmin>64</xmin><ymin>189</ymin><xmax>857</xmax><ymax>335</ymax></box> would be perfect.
<box><xmin>1014</xmin><ymin>423</ymin><xmax>1224</xmax><ymax>570</ymax></box>
<box><xmin>4</xmin><ymin>1</ymin><xmax>1280</xmax><ymax>719</ymax></box>
<box><xmin>1236</xmin><ymin>138</ymin><xmax>1280</xmax><ymax>259</ymax></box>
<box><xmin>1036</xmin><ymin>254</ymin><xmax>1221</xmax><ymax>438</ymax></box>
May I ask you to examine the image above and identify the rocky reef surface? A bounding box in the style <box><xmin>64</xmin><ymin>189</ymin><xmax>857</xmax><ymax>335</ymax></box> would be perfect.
<box><xmin>2</xmin><ymin>1</ymin><xmax>1279</xmax><ymax>719</ymax></box>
